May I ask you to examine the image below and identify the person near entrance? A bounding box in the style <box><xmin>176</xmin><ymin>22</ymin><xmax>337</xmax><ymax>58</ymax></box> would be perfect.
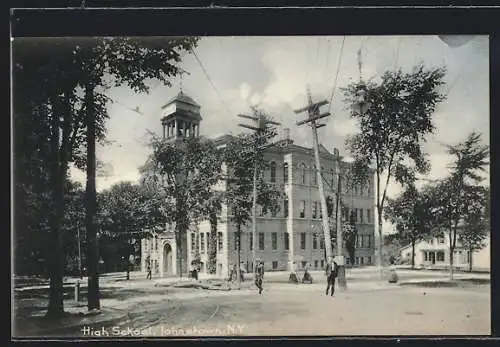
<box><xmin>325</xmin><ymin>257</ymin><xmax>338</xmax><ymax>296</ymax></box>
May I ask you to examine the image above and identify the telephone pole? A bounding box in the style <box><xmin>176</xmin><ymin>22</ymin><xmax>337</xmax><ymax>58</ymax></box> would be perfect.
<box><xmin>335</xmin><ymin>153</ymin><xmax>347</xmax><ymax>289</ymax></box>
<box><xmin>237</xmin><ymin>111</ymin><xmax>280</xmax><ymax>283</ymax></box>
<box><xmin>294</xmin><ymin>87</ymin><xmax>334</xmax><ymax>265</ymax></box>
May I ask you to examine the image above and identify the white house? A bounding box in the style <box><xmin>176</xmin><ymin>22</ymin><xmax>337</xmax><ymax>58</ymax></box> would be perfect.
<box><xmin>399</xmin><ymin>229</ymin><xmax>490</xmax><ymax>272</ymax></box>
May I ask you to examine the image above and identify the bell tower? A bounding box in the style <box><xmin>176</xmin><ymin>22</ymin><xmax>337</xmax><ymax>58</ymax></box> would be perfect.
<box><xmin>160</xmin><ymin>91</ymin><xmax>202</xmax><ymax>142</ymax></box>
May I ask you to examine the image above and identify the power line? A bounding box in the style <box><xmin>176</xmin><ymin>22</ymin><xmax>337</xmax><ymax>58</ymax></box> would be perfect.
<box><xmin>327</xmin><ymin>36</ymin><xmax>346</xmax><ymax>114</ymax></box>
<box><xmin>191</xmin><ymin>48</ymin><xmax>231</xmax><ymax>116</ymax></box>
<box><xmin>394</xmin><ymin>37</ymin><xmax>402</xmax><ymax>71</ymax></box>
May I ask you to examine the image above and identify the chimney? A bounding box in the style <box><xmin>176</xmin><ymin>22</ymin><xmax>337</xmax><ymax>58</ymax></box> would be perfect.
<box><xmin>333</xmin><ymin>147</ymin><xmax>340</xmax><ymax>158</ymax></box>
<box><xmin>283</xmin><ymin>128</ymin><xmax>291</xmax><ymax>141</ymax></box>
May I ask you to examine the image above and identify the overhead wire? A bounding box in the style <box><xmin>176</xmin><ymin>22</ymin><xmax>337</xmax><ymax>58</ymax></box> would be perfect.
<box><xmin>327</xmin><ymin>36</ymin><xmax>346</xmax><ymax>114</ymax></box>
<box><xmin>191</xmin><ymin>47</ymin><xmax>232</xmax><ymax>116</ymax></box>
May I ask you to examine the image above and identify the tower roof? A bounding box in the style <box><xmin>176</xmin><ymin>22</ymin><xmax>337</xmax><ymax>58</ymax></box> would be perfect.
<box><xmin>162</xmin><ymin>91</ymin><xmax>200</xmax><ymax>109</ymax></box>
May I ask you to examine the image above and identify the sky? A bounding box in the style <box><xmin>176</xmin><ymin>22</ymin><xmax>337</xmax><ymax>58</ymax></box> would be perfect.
<box><xmin>69</xmin><ymin>35</ymin><xmax>490</xmax><ymax>234</ymax></box>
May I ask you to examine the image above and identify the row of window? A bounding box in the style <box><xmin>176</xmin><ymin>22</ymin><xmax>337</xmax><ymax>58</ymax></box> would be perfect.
<box><xmin>231</xmin><ymin>232</ymin><xmax>373</xmax><ymax>251</ymax></box>
<box><xmin>424</xmin><ymin>251</ymin><xmax>446</xmax><ymax>262</ymax></box>
<box><xmin>269</xmin><ymin>162</ymin><xmax>373</xmax><ymax>196</ymax></box>
<box><xmin>191</xmin><ymin>232</ymin><xmax>224</xmax><ymax>253</ymax></box>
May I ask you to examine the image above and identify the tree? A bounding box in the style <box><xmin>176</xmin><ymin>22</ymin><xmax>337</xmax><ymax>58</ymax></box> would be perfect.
<box><xmin>342</xmin><ymin>65</ymin><xmax>446</xmax><ymax>276</ymax></box>
<box><xmin>384</xmin><ymin>184</ymin><xmax>434</xmax><ymax>269</ymax></box>
<box><xmin>14</xmin><ymin>36</ymin><xmax>199</xmax><ymax>314</ymax></box>
<box><xmin>343</xmin><ymin>210</ymin><xmax>358</xmax><ymax>266</ymax></box>
<box><xmin>140</xmin><ymin>136</ymin><xmax>223</xmax><ymax>278</ymax></box>
<box><xmin>224</xmin><ymin>114</ymin><xmax>282</xmax><ymax>284</ymax></box>
<box><xmin>198</xmin><ymin>192</ymin><xmax>223</xmax><ymax>274</ymax></box>
<box><xmin>98</xmin><ymin>182</ymin><xmax>167</xmax><ymax>279</ymax></box>
<box><xmin>459</xmin><ymin>190</ymin><xmax>488</xmax><ymax>272</ymax></box>
<box><xmin>428</xmin><ymin>132</ymin><xmax>489</xmax><ymax>279</ymax></box>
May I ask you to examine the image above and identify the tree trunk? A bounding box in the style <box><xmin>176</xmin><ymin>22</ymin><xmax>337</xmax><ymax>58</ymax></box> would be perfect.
<box><xmin>46</xmin><ymin>155</ymin><xmax>65</xmax><ymax>317</ymax></box>
<box><xmin>449</xmin><ymin>247</ymin><xmax>454</xmax><ymax>280</ymax></box>
<box><xmin>176</xmin><ymin>231</ymin><xmax>184</xmax><ymax>279</ymax></box>
<box><xmin>411</xmin><ymin>240</ymin><xmax>415</xmax><ymax>269</ymax></box>
<box><xmin>236</xmin><ymin>223</ymin><xmax>241</xmax><ymax>288</ymax></box>
<box><xmin>208</xmin><ymin>212</ymin><xmax>217</xmax><ymax>274</ymax></box>
<box><xmin>85</xmin><ymin>84</ymin><xmax>100</xmax><ymax>311</ymax></box>
<box><xmin>376</xmin><ymin>170</ymin><xmax>383</xmax><ymax>279</ymax></box>
<box><xmin>469</xmin><ymin>247</ymin><xmax>473</xmax><ymax>272</ymax></box>
<box><xmin>46</xmin><ymin>96</ymin><xmax>66</xmax><ymax>318</ymax></box>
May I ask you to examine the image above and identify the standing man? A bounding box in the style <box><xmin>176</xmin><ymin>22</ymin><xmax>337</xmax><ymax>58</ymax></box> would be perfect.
<box><xmin>146</xmin><ymin>256</ymin><xmax>152</xmax><ymax>280</ymax></box>
<box><xmin>325</xmin><ymin>257</ymin><xmax>338</xmax><ymax>296</ymax></box>
<box><xmin>255</xmin><ymin>260</ymin><xmax>264</xmax><ymax>294</ymax></box>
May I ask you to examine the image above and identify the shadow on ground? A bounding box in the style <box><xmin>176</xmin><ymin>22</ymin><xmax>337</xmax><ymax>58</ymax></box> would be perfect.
<box><xmin>399</xmin><ymin>278</ymin><xmax>490</xmax><ymax>288</ymax></box>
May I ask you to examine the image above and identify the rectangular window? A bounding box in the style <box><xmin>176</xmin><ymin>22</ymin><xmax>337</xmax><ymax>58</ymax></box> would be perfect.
<box><xmin>284</xmin><ymin>199</ymin><xmax>289</xmax><ymax>218</ymax></box>
<box><xmin>320</xmin><ymin>236</ymin><xmax>325</xmax><ymax>249</ymax></box>
<box><xmin>319</xmin><ymin>203</ymin><xmax>322</xmax><ymax>219</ymax></box>
<box><xmin>367</xmin><ymin>209</ymin><xmax>371</xmax><ymax>223</ymax></box>
<box><xmin>368</xmin><ymin>182</ymin><xmax>372</xmax><ymax>195</ymax></box>
<box><xmin>284</xmin><ymin>232</ymin><xmax>290</xmax><ymax>250</ymax></box>
<box><xmin>356</xmin><ymin>235</ymin><xmax>362</xmax><ymax>248</ymax></box>
<box><xmin>360</xmin><ymin>257</ymin><xmax>364</xmax><ymax>265</ymax></box>
<box><xmin>437</xmin><ymin>251</ymin><xmax>445</xmax><ymax>262</ymax></box>
<box><xmin>314</xmin><ymin>260</ymin><xmax>318</xmax><ymax>268</ymax></box>
<box><xmin>354</xmin><ymin>208</ymin><xmax>358</xmax><ymax>223</ymax></box>
<box><xmin>272</xmin><ymin>232</ymin><xmax>277</xmax><ymax>250</ymax></box>
<box><xmin>367</xmin><ymin>256</ymin><xmax>371</xmax><ymax>265</ymax></box>
<box><xmin>343</xmin><ymin>207</ymin><xmax>349</xmax><ymax>222</ymax></box>
<box><xmin>355</xmin><ymin>257</ymin><xmax>359</xmax><ymax>265</ymax></box>
<box><xmin>346</xmin><ymin>257</ymin><xmax>350</xmax><ymax>265</ymax></box>
<box><xmin>312</xmin><ymin>166</ymin><xmax>318</xmax><ymax>185</ymax></box>
<box><xmin>438</xmin><ymin>237</ymin><xmax>445</xmax><ymax>244</ymax></box>
<box><xmin>270</xmin><ymin>162</ymin><xmax>276</xmax><ymax>183</ymax></box>
<box><xmin>249</xmin><ymin>233</ymin><xmax>253</xmax><ymax>251</ymax></box>
<box><xmin>272</xmin><ymin>261</ymin><xmax>278</xmax><ymax>270</ymax></box>
<box><xmin>200</xmin><ymin>233</ymin><xmax>205</xmax><ymax>253</ymax></box>
<box><xmin>300</xmin><ymin>232</ymin><xmax>306</xmax><ymax>249</ymax></box>
<box><xmin>321</xmin><ymin>260</ymin><xmax>325</xmax><ymax>268</ymax></box>
<box><xmin>191</xmin><ymin>233</ymin><xmax>196</xmax><ymax>251</ymax></box>
<box><xmin>424</xmin><ymin>251</ymin><xmax>428</xmax><ymax>261</ymax></box>
<box><xmin>217</xmin><ymin>232</ymin><xmax>223</xmax><ymax>251</ymax></box>
<box><xmin>271</xmin><ymin>207</ymin><xmax>277</xmax><ymax>217</ymax></box>
<box><xmin>300</xmin><ymin>200</ymin><xmax>306</xmax><ymax>218</ymax></box>
<box><xmin>312</xmin><ymin>201</ymin><xmax>317</xmax><ymax>219</ymax></box>
<box><xmin>234</xmin><ymin>232</ymin><xmax>238</xmax><ymax>250</ymax></box>
<box><xmin>360</xmin><ymin>209</ymin><xmax>364</xmax><ymax>223</ymax></box>
<box><xmin>259</xmin><ymin>205</ymin><xmax>264</xmax><ymax>217</ymax></box>
<box><xmin>205</xmin><ymin>232</ymin><xmax>209</xmax><ymax>253</ymax></box>
<box><xmin>259</xmin><ymin>232</ymin><xmax>265</xmax><ymax>250</ymax></box>
<box><xmin>283</xmin><ymin>163</ymin><xmax>289</xmax><ymax>184</ymax></box>
<box><xmin>312</xmin><ymin>233</ymin><xmax>318</xmax><ymax>249</ymax></box>
<box><xmin>367</xmin><ymin>235</ymin><xmax>372</xmax><ymax>248</ymax></box>
<box><xmin>301</xmin><ymin>261</ymin><xmax>307</xmax><ymax>268</ymax></box>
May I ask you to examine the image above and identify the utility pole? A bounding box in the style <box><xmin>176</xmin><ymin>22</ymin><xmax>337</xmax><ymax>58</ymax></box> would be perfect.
<box><xmin>335</xmin><ymin>153</ymin><xmax>347</xmax><ymax>289</ymax></box>
<box><xmin>294</xmin><ymin>87</ymin><xmax>334</xmax><ymax>265</ymax></box>
<box><xmin>237</xmin><ymin>111</ymin><xmax>280</xmax><ymax>284</ymax></box>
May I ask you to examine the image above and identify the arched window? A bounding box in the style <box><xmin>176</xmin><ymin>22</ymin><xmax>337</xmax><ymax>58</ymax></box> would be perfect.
<box><xmin>299</xmin><ymin>163</ymin><xmax>307</xmax><ymax>185</ymax></box>
<box><xmin>283</xmin><ymin>162</ymin><xmax>289</xmax><ymax>184</ymax></box>
<box><xmin>270</xmin><ymin>161</ymin><xmax>276</xmax><ymax>183</ymax></box>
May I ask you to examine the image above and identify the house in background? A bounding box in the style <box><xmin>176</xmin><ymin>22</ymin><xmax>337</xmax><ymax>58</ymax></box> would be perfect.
<box><xmin>399</xmin><ymin>228</ymin><xmax>490</xmax><ymax>272</ymax></box>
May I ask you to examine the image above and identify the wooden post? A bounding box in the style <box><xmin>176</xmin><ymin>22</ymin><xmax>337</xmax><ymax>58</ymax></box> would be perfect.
<box><xmin>294</xmin><ymin>87</ymin><xmax>333</xmax><ymax>263</ymax></box>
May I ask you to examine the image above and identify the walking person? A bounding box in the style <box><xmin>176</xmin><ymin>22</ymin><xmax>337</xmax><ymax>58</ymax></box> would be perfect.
<box><xmin>146</xmin><ymin>257</ymin><xmax>152</xmax><ymax>280</ymax></box>
<box><xmin>254</xmin><ymin>261</ymin><xmax>264</xmax><ymax>294</ymax></box>
<box><xmin>325</xmin><ymin>258</ymin><xmax>338</xmax><ymax>296</ymax></box>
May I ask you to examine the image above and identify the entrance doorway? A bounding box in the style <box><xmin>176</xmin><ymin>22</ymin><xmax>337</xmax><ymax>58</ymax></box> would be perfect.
<box><xmin>163</xmin><ymin>243</ymin><xmax>173</xmax><ymax>276</ymax></box>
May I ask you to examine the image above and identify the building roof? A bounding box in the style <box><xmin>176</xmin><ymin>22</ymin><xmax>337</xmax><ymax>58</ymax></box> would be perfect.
<box><xmin>161</xmin><ymin>91</ymin><xmax>200</xmax><ymax>109</ymax></box>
